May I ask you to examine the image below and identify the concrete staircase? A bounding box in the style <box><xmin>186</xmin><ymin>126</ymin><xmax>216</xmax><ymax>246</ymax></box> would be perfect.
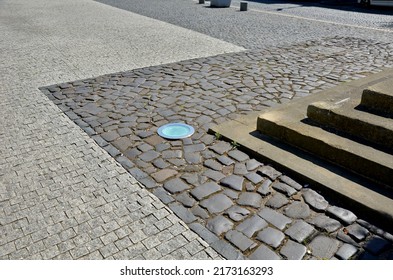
<box><xmin>211</xmin><ymin>69</ymin><xmax>393</xmax><ymax>231</ymax></box>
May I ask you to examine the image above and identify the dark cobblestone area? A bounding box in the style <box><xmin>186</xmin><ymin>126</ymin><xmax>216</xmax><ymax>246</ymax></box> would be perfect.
<box><xmin>42</xmin><ymin>37</ymin><xmax>393</xmax><ymax>259</ymax></box>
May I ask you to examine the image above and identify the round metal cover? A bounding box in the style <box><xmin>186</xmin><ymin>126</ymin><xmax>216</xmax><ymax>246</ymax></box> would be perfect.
<box><xmin>157</xmin><ymin>123</ymin><xmax>195</xmax><ymax>139</ymax></box>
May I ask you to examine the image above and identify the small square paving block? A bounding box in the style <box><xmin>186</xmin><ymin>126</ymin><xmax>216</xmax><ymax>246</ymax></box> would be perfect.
<box><xmin>257</xmin><ymin>227</ymin><xmax>285</xmax><ymax>248</ymax></box>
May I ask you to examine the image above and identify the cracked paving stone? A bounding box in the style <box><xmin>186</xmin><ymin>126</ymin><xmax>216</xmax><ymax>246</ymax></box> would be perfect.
<box><xmin>326</xmin><ymin>206</ymin><xmax>357</xmax><ymax>225</ymax></box>
<box><xmin>285</xmin><ymin>220</ymin><xmax>315</xmax><ymax>243</ymax></box>
<box><xmin>163</xmin><ymin>178</ymin><xmax>190</xmax><ymax>194</ymax></box>
<box><xmin>217</xmin><ymin>155</ymin><xmax>235</xmax><ymax>166</ymax></box>
<box><xmin>236</xmin><ymin>215</ymin><xmax>268</xmax><ymax>238</ymax></box>
<box><xmin>223</xmin><ymin>189</ymin><xmax>239</xmax><ymax>200</ymax></box>
<box><xmin>191</xmin><ymin>205</ymin><xmax>209</xmax><ymax>219</ymax></box>
<box><xmin>308</xmin><ymin>215</ymin><xmax>341</xmax><ymax>233</ymax></box>
<box><xmin>272</xmin><ymin>182</ymin><xmax>297</xmax><ymax>197</ymax></box>
<box><xmin>220</xmin><ymin>175</ymin><xmax>244</xmax><ymax>191</ymax></box>
<box><xmin>209</xmin><ymin>141</ymin><xmax>232</xmax><ymax>155</ymax></box>
<box><xmin>364</xmin><ymin>236</ymin><xmax>391</xmax><ymax>255</ymax></box>
<box><xmin>335</xmin><ymin>243</ymin><xmax>358</xmax><ymax>260</ymax></box>
<box><xmin>336</xmin><ymin>229</ymin><xmax>360</xmax><ymax>247</ymax></box>
<box><xmin>175</xmin><ymin>192</ymin><xmax>196</xmax><ymax>208</ymax></box>
<box><xmin>151</xmin><ymin>169</ymin><xmax>178</xmax><ymax>183</ymax></box>
<box><xmin>225</xmin><ymin>230</ymin><xmax>256</xmax><ymax>252</ymax></box>
<box><xmin>181</xmin><ymin>173</ymin><xmax>206</xmax><ymax>186</ymax></box>
<box><xmin>266</xmin><ymin>193</ymin><xmax>289</xmax><ymax>209</ymax></box>
<box><xmin>237</xmin><ymin>192</ymin><xmax>262</xmax><ymax>208</ymax></box>
<box><xmin>284</xmin><ymin>202</ymin><xmax>311</xmax><ymax>219</ymax></box>
<box><xmin>302</xmin><ymin>189</ymin><xmax>329</xmax><ymax>211</ymax></box>
<box><xmin>249</xmin><ymin>245</ymin><xmax>281</xmax><ymax>260</ymax></box>
<box><xmin>279</xmin><ymin>175</ymin><xmax>302</xmax><ymax>191</ymax></box>
<box><xmin>204</xmin><ymin>159</ymin><xmax>223</xmax><ymax>171</ymax></box>
<box><xmin>225</xmin><ymin>206</ymin><xmax>250</xmax><ymax>222</ymax></box>
<box><xmin>257</xmin><ymin>165</ymin><xmax>281</xmax><ymax>180</ymax></box>
<box><xmin>206</xmin><ymin>215</ymin><xmax>234</xmax><ymax>236</ymax></box>
<box><xmin>190</xmin><ymin>182</ymin><xmax>221</xmax><ymax>201</ymax></box>
<box><xmin>257</xmin><ymin>179</ymin><xmax>272</xmax><ymax>196</ymax></box>
<box><xmin>309</xmin><ymin>235</ymin><xmax>340</xmax><ymax>259</ymax></box>
<box><xmin>228</xmin><ymin>150</ymin><xmax>249</xmax><ymax>162</ymax></box>
<box><xmin>258</xmin><ymin>207</ymin><xmax>292</xmax><ymax>230</ymax></box>
<box><xmin>345</xmin><ymin>223</ymin><xmax>369</xmax><ymax>242</ymax></box>
<box><xmin>245</xmin><ymin>172</ymin><xmax>264</xmax><ymax>184</ymax></box>
<box><xmin>200</xmin><ymin>193</ymin><xmax>234</xmax><ymax>214</ymax></box>
<box><xmin>280</xmin><ymin>240</ymin><xmax>307</xmax><ymax>260</ymax></box>
<box><xmin>257</xmin><ymin>227</ymin><xmax>285</xmax><ymax>248</ymax></box>
<box><xmin>246</xmin><ymin>159</ymin><xmax>262</xmax><ymax>171</ymax></box>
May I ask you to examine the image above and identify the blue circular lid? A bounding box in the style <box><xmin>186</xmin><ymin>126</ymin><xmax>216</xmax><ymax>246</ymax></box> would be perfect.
<box><xmin>157</xmin><ymin>123</ymin><xmax>195</xmax><ymax>139</ymax></box>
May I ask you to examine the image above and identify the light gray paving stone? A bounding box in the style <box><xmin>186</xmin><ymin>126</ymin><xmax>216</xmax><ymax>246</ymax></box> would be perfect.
<box><xmin>191</xmin><ymin>206</ymin><xmax>209</xmax><ymax>219</ymax></box>
<box><xmin>302</xmin><ymin>189</ymin><xmax>329</xmax><ymax>211</ymax></box>
<box><xmin>309</xmin><ymin>235</ymin><xmax>340</xmax><ymax>259</ymax></box>
<box><xmin>335</xmin><ymin>243</ymin><xmax>358</xmax><ymax>260</ymax></box>
<box><xmin>258</xmin><ymin>166</ymin><xmax>281</xmax><ymax>180</ymax></box>
<box><xmin>211</xmin><ymin>240</ymin><xmax>244</xmax><ymax>260</ymax></box>
<box><xmin>308</xmin><ymin>215</ymin><xmax>341</xmax><ymax>233</ymax></box>
<box><xmin>190</xmin><ymin>182</ymin><xmax>221</xmax><ymax>201</ymax></box>
<box><xmin>249</xmin><ymin>245</ymin><xmax>281</xmax><ymax>260</ymax></box>
<box><xmin>152</xmin><ymin>187</ymin><xmax>175</xmax><ymax>204</ymax></box>
<box><xmin>236</xmin><ymin>215</ymin><xmax>268</xmax><ymax>238</ymax></box>
<box><xmin>217</xmin><ymin>155</ymin><xmax>235</xmax><ymax>166</ymax></box>
<box><xmin>233</xmin><ymin>163</ymin><xmax>248</xmax><ymax>175</ymax></box>
<box><xmin>220</xmin><ymin>175</ymin><xmax>244</xmax><ymax>191</ymax></box>
<box><xmin>257</xmin><ymin>179</ymin><xmax>272</xmax><ymax>196</ymax></box>
<box><xmin>280</xmin><ymin>240</ymin><xmax>307</xmax><ymax>260</ymax></box>
<box><xmin>237</xmin><ymin>192</ymin><xmax>262</xmax><ymax>208</ymax></box>
<box><xmin>168</xmin><ymin>202</ymin><xmax>197</xmax><ymax>224</ymax></box>
<box><xmin>346</xmin><ymin>223</ymin><xmax>369</xmax><ymax>242</ymax></box>
<box><xmin>228</xmin><ymin>150</ymin><xmax>249</xmax><ymax>162</ymax></box>
<box><xmin>266</xmin><ymin>193</ymin><xmax>289</xmax><ymax>209</ymax></box>
<box><xmin>336</xmin><ymin>229</ymin><xmax>361</xmax><ymax>247</ymax></box>
<box><xmin>163</xmin><ymin>178</ymin><xmax>190</xmax><ymax>194</ymax></box>
<box><xmin>258</xmin><ymin>208</ymin><xmax>292</xmax><ymax>231</ymax></box>
<box><xmin>204</xmin><ymin>159</ymin><xmax>223</xmax><ymax>171</ymax></box>
<box><xmin>184</xmin><ymin>143</ymin><xmax>205</xmax><ymax>153</ymax></box>
<box><xmin>246</xmin><ymin>159</ymin><xmax>262</xmax><ymax>171</ymax></box>
<box><xmin>209</xmin><ymin>142</ymin><xmax>232</xmax><ymax>155</ymax></box>
<box><xmin>151</xmin><ymin>169</ymin><xmax>178</xmax><ymax>183</ymax></box>
<box><xmin>206</xmin><ymin>216</ymin><xmax>234</xmax><ymax>236</ymax></box>
<box><xmin>175</xmin><ymin>193</ymin><xmax>196</xmax><ymax>208</ymax></box>
<box><xmin>225</xmin><ymin>230</ymin><xmax>256</xmax><ymax>252</ymax></box>
<box><xmin>257</xmin><ymin>227</ymin><xmax>285</xmax><ymax>248</ymax></box>
<box><xmin>272</xmin><ymin>182</ymin><xmax>297</xmax><ymax>197</ymax></box>
<box><xmin>284</xmin><ymin>202</ymin><xmax>311</xmax><ymax>219</ymax></box>
<box><xmin>203</xmin><ymin>170</ymin><xmax>226</xmax><ymax>182</ymax></box>
<box><xmin>326</xmin><ymin>206</ymin><xmax>357</xmax><ymax>225</ymax></box>
<box><xmin>279</xmin><ymin>175</ymin><xmax>302</xmax><ymax>191</ymax></box>
<box><xmin>200</xmin><ymin>194</ymin><xmax>234</xmax><ymax>214</ymax></box>
<box><xmin>285</xmin><ymin>221</ymin><xmax>315</xmax><ymax>243</ymax></box>
<box><xmin>245</xmin><ymin>172</ymin><xmax>264</xmax><ymax>184</ymax></box>
<box><xmin>225</xmin><ymin>206</ymin><xmax>250</xmax><ymax>222</ymax></box>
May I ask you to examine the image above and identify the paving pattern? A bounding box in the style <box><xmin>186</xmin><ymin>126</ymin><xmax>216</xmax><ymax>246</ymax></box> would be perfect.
<box><xmin>42</xmin><ymin>37</ymin><xmax>393</xmax><ymax>259</ymax></box>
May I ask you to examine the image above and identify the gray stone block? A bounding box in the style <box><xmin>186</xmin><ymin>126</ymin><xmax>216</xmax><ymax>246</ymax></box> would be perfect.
<box><xmin>335</xmin><ymin>243</ymin><xmax>358</xmax><ymax>260</ymax></box>
<box><xmin>257</xmin><ymin>179</ymin><xmax>272</xmax><ymax>196</ymax></box>
<box><xmin>236</xmin><ymin>215</ymin><xmax>268</xmax><ymax>238</ymax></box>
<box><xmin>279</xmin><ymin>175</ymin><xmax>302</xmax><ymax>190</ymax></box>
<box><xmin>226</xmin><ymin>206</ymin><xmax>250</xmax><ymax>222</ymax></box>
<box><xmin>190</xmin><ymin>182</ymin><xmax>221</xmax><ymax>201</ymax></box>
<box><xmin>326</xmin><ymin>206</ymin><xmax>357</xmax><ymax>225</ymax></box>
<box><xmin>249</xmin><ymin>245</ymin><xmax>281</xmax><ymax>260</ymax></box>
<box><xmin>257</xmin><ymin>227</ymin><xmax>285</xmax><ymax>248</ymax></box>
<box><xmin>206</xmin><ymin>216</ymin><xmax>234</xmax><ymax>236</ymax></box>
<box><xmin>280</xmin><ymin>240</ymin><xmax>307</xmax><ymax>260</ymax></box>
<box><xmin>284</xmin><ymin>202</ymin><xmax>311</xmax><ymax>219</ymax></box>
<box><xmin>285</xmin><ymin>220</ymin><xmax>315</xmax><ymax>243</ymax></box>
<box><xmin>266</xmin><ymin>193</ymin><xmax>289</xmax><ymax>209</ymax></box>
<box><xmin>245</xmin><ymin>172</ymin><xmax>264</xmax><ymax>184</ymax></box>
<box><xmin>225</xmin><ymin>230</ymin><xmax>256</xmax><ymax>252</ymax></box>
<box><xmin>200</xmin><ymin>193</ymin><xmax>234</xmax><ymax>214</ymax></box>
<box><xmin>309</xmin><ymin>215</ymin><xmax>341</xmax><ymax>233</ymax></box>
<box><xmin>257</xmin><ymin>166</ymin><xmax>281</xmax><ymax>180</ymax></box>
<box><xmin>272</xmin><ymin>182</ymin><xmax>297</xmax><ymax>197</ymax></box>
<box><xmin>302</xmin><ymin>189</ymin><xmax>328</xmax><ymax>211</ymax></box>
<box><xmin>346</xmin><ymin>223</ymin><xmax>369</xmax><ymax>242</ymax></box>
<box><xmin>237</xmin><ymin>192</ymin><xmax>262</xmax><ymax>208</ymax></box>
<box><xmin>228</xmin><ymin>150</ymin><xmax>249</xmax><ymax>162</ymax></box>
<box><xmin>258</xmin><ymin>208</ymin><xmax>292</xmax><ymax>230</ymax></box>
<box><xmin>308</xmin><ymin>235</ymin><xmax>340</xmax><ymax>259</ymax></box>
<box><xmin>220</xmin><ymin>175</ymin><xmax>244</xmax><ymax>191</ymax></box>
<box><xmin>168</xmin><ymin>202</ymin><xmax>197</xmax><ymax>224</ymax></box>
<box><xmin>163</xmin><ymin>178</ymin><xmax>190</xmax><ymax>194</ymax></box>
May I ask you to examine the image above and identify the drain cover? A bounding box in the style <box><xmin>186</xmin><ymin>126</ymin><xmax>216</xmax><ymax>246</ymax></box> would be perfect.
<box><xmin>157</xmin><ymin>123</ymin><xmax>195</xmax><ymax>139</ymax></box>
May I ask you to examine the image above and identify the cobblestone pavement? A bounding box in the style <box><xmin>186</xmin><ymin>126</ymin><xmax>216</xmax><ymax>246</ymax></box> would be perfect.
<box><xmin>42</xmin><ymin>37</ymin><xmax>393</xmax><ymax>260</ymax></box>
<box><xmin>0</xmin><ymin>0</ymin><xmax>239</xmax><ymax>260</ymax></box>
<box><xmin>96</xmin><ymin>0</ymin><xmax>393</xmax><ymax>49</ymax></box>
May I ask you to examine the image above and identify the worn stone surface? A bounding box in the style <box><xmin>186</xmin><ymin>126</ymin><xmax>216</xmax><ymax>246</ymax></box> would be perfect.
<box><xmin>285</xmin><ymin>221</ymin><xmax>315</xmax><ymax>243</ymax></box>
<box><xmin>280</xmin><ymin>240</ymin><xmax>307</xmax><ymax>260</ymax></box>
<box><xmin>258</xmin><ymin>208</ymin><xmax>292</xmax><ymax>230</ymax></box>
<box><xmin>257</xmin><ymin>179</ymin><xmax>272</xmax><ymax>196</ymax></box>
<box><xmin>258</xmin><ymin>166</ymin><xmax>281</xmax><ymax>180</ymax></box>
<box><xmin>302</xmin><ymin>189</ymin><xmax>329</xmax><ymax>211</ymax></box>
<box><xmin>190</xmin><ymin>182</ymin><xmax>221</xmax><ymax>201</ymax></box>
<box><xmin>249</xmin><ymin>245</ymin><xmax>281</xmax><ymax>260</ymax></box>
<box><xmin>308</xmin><ymin>235</ymin><xmax>340</xmax><ymax>259</ymax></box>
<box><xmin>237</xmin><ymin>193</ymin><xmax>263</xmax><ymax>208</ymax></box>
<box><xmin>236</xmin><ymin>215</ymin><xmax>268</xmax><ymax>238</ymax></box>
<box><xmin>163</xmin><ymin>178</ymin><xmax>190</xmax><ymax>194</ymax></box>
<box><xmin>326</xmin><ymin>206</ymin><xmax>357</xmax><ymax>225</ymax></box>
<box><xmin>206</xmin><ymin>216</ymin><xmax>234</xmax><ymax>236</ymax></box>
<box><xmin>335</xmin><ymin>244</ymin><xmax>358</xmax><ymax>260</ymax></box>
<box><xmin>226</xmin><ymin>206</ymin><xmax>250</xmax><ymax>222</ymax></box>
<box><xmin>266</xmin><ymin>193</ymin><xmax>289</xmax><ymax>209</ymax></box>
<box><xmin>284</xmin><ymin>202</ymin><xmax>311</xmax><ymax>219</ymax></box>
<box><xmin>245</xmin><ymin>172</ymin><xmax>264</xmax><ymax>184</ymax></box>
<box><xmin>225</xmin><ymin>230</ymin><xmax>256</xmax><ymax>252</ymax></box>
<box><xmin>279</xmin><ymin>175</ymin><xmax>302</xmax><ymax>191</ymax></box>
<box><xmin>257</xmin><ymin>227</ymin><xmax>285</xmax><ymax>249</ymax></box>
<box><xmin>272</xmin><ymin>182</ymin><xmax>297</xmax><ymax>197</ymax></box>
<box><xmin>346</xmin><ymin>223</ymin><xmax>369</xmax><ymax>242</ymax></box>
<box><xmin>220</xmin><ymin>175</ymin><xmax>244</xmax><ymax>191</ymax></box>
<box><xmin>200</xmin><ymin>194</ymin><xmax>234</xmax><ymax>214</ymax></box>
<box><xmin>308</xmin><ymin>215</ymin><xmax>341</xmax><ymax>233</ymax></box>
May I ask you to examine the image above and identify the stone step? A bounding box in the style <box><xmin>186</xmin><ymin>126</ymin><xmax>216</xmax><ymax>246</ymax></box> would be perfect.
<box><xmin>257</xmin><ymin>110</ymin><xmax>393</xmax><ymax>188</ymax></box>
<box><xmin>361</xmin><ymin>79</ymin><xmax>393</xmax><ymax>115</ymax></box>
<box><xmin>307</xmin><ymin>99</ymin><xmax>393</xmax><ymax>151</ymax></box>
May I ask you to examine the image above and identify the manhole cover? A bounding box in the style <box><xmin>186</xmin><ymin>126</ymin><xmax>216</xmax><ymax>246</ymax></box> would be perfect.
<box><xmin>157</xmin><ymin>123</ymin><xmax>195</xmax><ymax>139</ymax></box>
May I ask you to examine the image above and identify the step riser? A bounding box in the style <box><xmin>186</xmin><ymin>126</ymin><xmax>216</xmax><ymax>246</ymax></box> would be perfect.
<box><xmin>361</xmin><ymin>89</ymin><xmax>393</xmax><ymax>115</ymax></box>
<box><xmin>257</xmin><ymin>117</ymin><xmax>393</xmax><ymax>188</ymax></box>
<box><xmin>307</xmin><ymin>104</ymin><xmax>393</xmax><ymax>151</ymax></box>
